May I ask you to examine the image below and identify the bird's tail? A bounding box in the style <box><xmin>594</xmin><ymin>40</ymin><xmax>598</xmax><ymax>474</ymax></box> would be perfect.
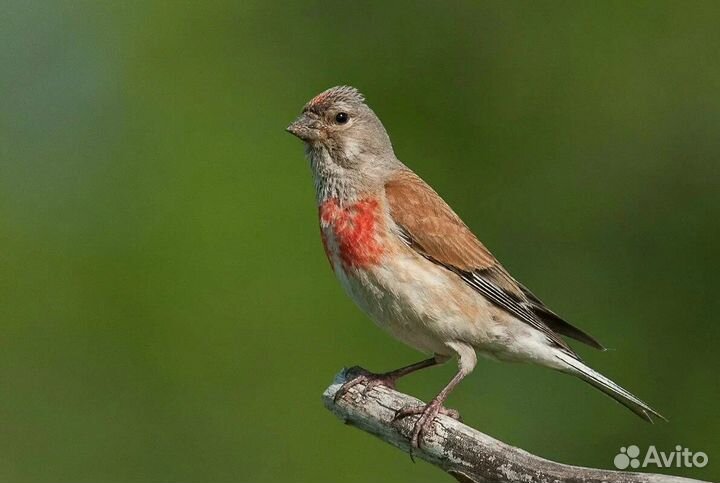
<box><xmin>555</xmin><ymin>351</ymin><xmax>666</xmax><ymax>423</ymax></box>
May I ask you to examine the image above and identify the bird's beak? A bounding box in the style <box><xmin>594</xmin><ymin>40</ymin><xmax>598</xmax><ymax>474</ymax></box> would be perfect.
<box><xmin>286</xmin><ymin>113</ymin><xmax>318</xmax><ymax>142</ymax></box>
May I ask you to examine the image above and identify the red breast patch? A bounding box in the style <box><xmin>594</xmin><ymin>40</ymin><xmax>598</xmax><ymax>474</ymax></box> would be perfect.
<box><xmin>319</xmin><ymin>198</ymin><xmax>383</xmax><ymax>269</ymax></box>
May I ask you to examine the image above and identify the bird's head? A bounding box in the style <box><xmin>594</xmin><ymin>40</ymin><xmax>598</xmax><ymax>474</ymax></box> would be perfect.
<box><xmin>287</xmin><ymin>86</ymin><xmax>398</xmax><ymax>187</ymax></box>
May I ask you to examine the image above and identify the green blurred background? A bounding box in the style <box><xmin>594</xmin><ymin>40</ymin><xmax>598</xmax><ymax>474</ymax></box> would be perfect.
<box><xmin>1</xmin><ymin>1</ymin><xmax>719</xmax><ymax>482</ymax></box>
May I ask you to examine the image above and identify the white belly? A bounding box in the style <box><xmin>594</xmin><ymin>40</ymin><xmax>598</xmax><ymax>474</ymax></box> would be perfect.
<box><xmin>330</xmin><ymin>248</ymin><xmax>492</xmax><ymax>356</ymax></box>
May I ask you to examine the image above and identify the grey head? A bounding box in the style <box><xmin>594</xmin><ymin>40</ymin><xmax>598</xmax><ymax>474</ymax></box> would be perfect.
<box><xmin>287</xmin><ymin>86</ymin><xmax>402</xmax><ymax>201</ymax></box>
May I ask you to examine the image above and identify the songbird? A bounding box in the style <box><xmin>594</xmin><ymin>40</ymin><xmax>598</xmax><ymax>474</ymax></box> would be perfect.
<box><xmin>286</xmin><ymin>86</ymin><xmax>664</xmax><ymax>448</ymax></box>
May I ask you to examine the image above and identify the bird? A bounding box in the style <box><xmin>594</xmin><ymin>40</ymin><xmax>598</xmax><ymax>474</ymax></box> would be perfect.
<box><xmin>286</xmin><ymin>85</ymin><xmax>664</xmax><ymax>449</ymax></box>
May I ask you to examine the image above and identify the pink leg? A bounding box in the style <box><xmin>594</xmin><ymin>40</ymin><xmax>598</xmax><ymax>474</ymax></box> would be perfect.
<box><xmin>394</xmin><ymin>346</ymin><xmax>476</xmax><ymax>451</ymax></box>
<box><xmin>334</xmin><ymin>355</ymin><xmax>447</xmax><ymax>403</ymax></box>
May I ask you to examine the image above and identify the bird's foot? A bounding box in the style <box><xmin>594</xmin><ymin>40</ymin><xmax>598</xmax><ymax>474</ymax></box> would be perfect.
<box><xmin>333</xmin><ymin>367</ymin><xmax>400</xmax><ymax>403</ymax></box>
<box><xmin>393</xmin><ymin>400</ymin><xmax>461</xmax><ymax>451</ymax></box>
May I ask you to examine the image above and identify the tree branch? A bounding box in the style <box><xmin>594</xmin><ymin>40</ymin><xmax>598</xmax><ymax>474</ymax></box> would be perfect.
<box><xmin>323</xmin><ymin>367</ymin><xmax>706</xmax><ymax>483</ymax></box>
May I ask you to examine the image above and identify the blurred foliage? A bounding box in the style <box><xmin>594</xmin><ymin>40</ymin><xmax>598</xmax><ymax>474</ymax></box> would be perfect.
<box><xmin>1</xmin><ymin>1</ymin><xmax>719</xmax><ymax>482</ymax></box>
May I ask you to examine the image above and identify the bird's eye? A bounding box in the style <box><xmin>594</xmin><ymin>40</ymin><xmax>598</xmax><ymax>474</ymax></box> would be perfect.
<box><xmin>335</xmin><ymin>112</ymin><xmax>349</xmax><ymax>124</ymax></box>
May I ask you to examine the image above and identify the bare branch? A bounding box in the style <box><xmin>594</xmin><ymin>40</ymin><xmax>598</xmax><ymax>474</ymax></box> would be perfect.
<box><xmin>323</xmin><ymin>367</ymin><xmax>706</xmax><ymax>483</ymax></box>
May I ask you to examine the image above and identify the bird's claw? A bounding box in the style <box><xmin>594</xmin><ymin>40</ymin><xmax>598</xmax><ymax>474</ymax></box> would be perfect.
<box><xmin>393</xmin><ymin>400</ymin><xmax>461</xmax><ymax>453</ymax></box>
<box><xmin>333</xmin><ymin>369</ymin><xmax>398</xmax><ymax>403</ymax></box>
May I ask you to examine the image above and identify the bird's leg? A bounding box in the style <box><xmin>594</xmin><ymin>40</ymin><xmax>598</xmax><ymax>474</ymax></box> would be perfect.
<box><xmin>394</xmin><ymin>345</ymin><xmax>476</xmax><ymax>451</ymax></box>
<box><xmin>393</xmin><ymin>369</ymin><xmax>467</xmax><ymax>450</ymax></box>
<box><xmin>333</xmin><ymin>355</ymin><xmax>446</xmax><ymax>403</ymax></box>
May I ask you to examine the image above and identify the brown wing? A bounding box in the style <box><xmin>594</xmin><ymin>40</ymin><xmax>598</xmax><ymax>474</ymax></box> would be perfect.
<box><xmin>385</xmin><ymin>169</ymin><xmax>603</xmax><ymax>357</ymax></box>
